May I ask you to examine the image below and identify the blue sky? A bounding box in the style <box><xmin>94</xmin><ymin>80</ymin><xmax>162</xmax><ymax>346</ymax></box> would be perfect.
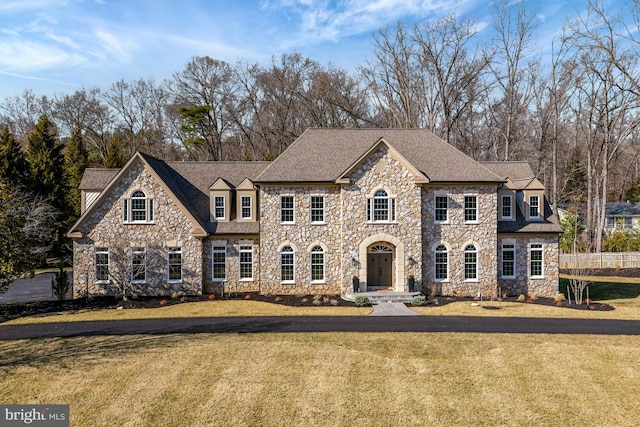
<box><xmin>0</xmin><ymin>0</ymin><xmax>623</xmax><ymax>100</ymax></box>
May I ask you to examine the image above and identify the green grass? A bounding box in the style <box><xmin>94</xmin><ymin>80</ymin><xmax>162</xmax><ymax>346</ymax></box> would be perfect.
<box><xmin>1</xmin><ymin>333</ymin><xmax>639</xmax><ymax>426</ymax></box>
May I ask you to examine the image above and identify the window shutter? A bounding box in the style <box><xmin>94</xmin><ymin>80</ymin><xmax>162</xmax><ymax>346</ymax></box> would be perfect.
<box><xmin>366</xmin><ymin>199</ymin><xmax>371</xmax><ymax>221</ymax></box>
<box><xmin>391</xmin><ymin>199</ymin><xmax>396</xmax><ymax>221</ymax></box>
<box><xmin>148</xmin><ymin>199</ymin><xmax>154</xmax><ymax>221</ymax></box>
<box><xmin>123</xmin><ymin>199</ymin><xmax>128</xmax><ymax>222</ymax></box>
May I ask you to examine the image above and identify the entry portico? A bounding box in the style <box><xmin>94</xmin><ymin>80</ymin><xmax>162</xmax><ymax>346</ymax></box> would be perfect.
<box><xmin>358</xmin><ymin>234</ymin><xmax>406</xmax><ymax>292</ymax></box>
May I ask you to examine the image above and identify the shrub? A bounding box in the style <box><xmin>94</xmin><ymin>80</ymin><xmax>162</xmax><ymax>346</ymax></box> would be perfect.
<box><xmin>160</xmin><ymin>299</ymin><xmax>168</xmax><ymax>305</ymax></box>
<box><xmin>275</xmin><ymin>296</ymin><xmax>283</xmax><ymax>302</ymax></box>
<box><xmin>180</xmin><ymin>296</ymin><xmax>188</xmax><ymax>302</ymax></box>
<box><xmin>554</xmin><ymin>293</ymin><xmax>565</xmax><ymax>302</ymax></box>
<box><xmin>312</xmin><ymin>299</ymin><xmax>322</xmax><ymax>306</ymax></box>
<box><xmin>171</xmin><ymin>292</ymin><xmax>178</xmax><ymax>299</ymax></box>
<box><xmin>208</xmin><ymin>294</ymin><xmax>216</xmax><ymax>300</ymax></box>
<box><xmin>411</xmin><ymin>295</ymin><xmax>429</xmax><ymax>306</ymax></box>
<box><xmin>51</xmin><ymin>266</ymin><xmax>71</xmax><ymax>301</ymax></box>
<box><xmin>517</xmin><ymin>294</ymin><xmax>525</xmax><ymax>301</ymax></box>
<box><xmin>354</xmin><ymin>295</ymin><xmax>370</xmax><ymax>307</ymax></box>
<box><xmin>245</xmin><ymin>294</ymin><xmax>251</xmax><ymax>300</ymax></box>
<box><xmin>330</xmin><ymin>299</ymin><xmax>338</xmax><ymax>306</ymax></box>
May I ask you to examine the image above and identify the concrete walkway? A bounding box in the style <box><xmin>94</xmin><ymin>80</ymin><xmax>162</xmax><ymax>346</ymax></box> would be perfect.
<box><xmin>369</xmin><ymin>302</ymin><xmax>420</xmax><ymax>316</ymax></box>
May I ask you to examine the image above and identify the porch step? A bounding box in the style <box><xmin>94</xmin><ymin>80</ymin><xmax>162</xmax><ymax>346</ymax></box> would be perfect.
<box><xmin>342</xmin><ymin>290</ymin><xmax>422</xmax><ymax>304</ymax></box>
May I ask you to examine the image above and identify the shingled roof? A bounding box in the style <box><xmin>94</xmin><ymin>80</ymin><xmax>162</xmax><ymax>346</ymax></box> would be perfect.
<box><xmin>76</xmin><ymin>153</ymin><xmax>269</xmax><ymax>235</ymax></box>
<box><xmin>256</xmin><ymin>128</ymin><xmax>504</xmax><ymax>183</ymax></box>
<box><xmin>480</xmin><ymin>161</ymin><xmax>544</xmax><ymax>190</ymax></box>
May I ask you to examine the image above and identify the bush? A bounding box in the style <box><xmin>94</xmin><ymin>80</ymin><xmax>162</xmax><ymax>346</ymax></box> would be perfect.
<box><xmin>354</xmin><ymin>295</ymin><xmax>370</xmax><ymax>307</ymax></box>
<box><xmin>411</xmin><ymin>295</ymin><xmax>429</xmax><ymax>306</ymax></box>
<box><xmin>51</xmin><ymin>265</ymin><xmax>71</xmax><ymax>301</ymax></box>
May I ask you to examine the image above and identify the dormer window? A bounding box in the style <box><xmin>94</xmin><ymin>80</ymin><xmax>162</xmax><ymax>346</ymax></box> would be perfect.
<box><xmin>529</xmin><ymin>195</ymin><xmax>540</xmax><ymax>219</ymax></box>
<box><xmin>123</xmin><ymin>190</ymin><xmax>154</xmax><ymax>223</ymax></box>
<box><xmin>501</xmin><ymin>195</ymin><xmax>513</xmax><ymax>220</ymax></box>
<box><xmin>214</xmin><ymin>196</ymin><xmax>225</xmax><ymax>220</ymax></box>
<box><xmin>367</xmin><ymin>189</ymin><xmax>396</xmax><ymax>222</ymax></box>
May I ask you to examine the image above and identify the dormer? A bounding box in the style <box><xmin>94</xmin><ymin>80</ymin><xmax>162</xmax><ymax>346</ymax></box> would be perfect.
<box><xmin>498</xmin><ymin>178</ymin><xmax>517</xmax><ymax>221</ymax></box>
<box><xmin>518</xmin><ymin>178</ymin><xmax>546</xmax><ymax>222</ymax></box>
<box><xmin>210</xmin><ymin>178</ymin><xmax>233</xmax><ymax>222</ymax></box>
<box><xmin>236</xmin><ymin>178</ymin><xmax>258</xmax><ymax>222</ymax></box>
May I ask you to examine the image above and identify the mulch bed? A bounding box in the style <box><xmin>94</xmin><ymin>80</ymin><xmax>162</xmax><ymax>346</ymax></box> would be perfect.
<box><xmin>0</xmin><ymin>293</ymin><xmax>614</xmax><ymax>324</ymax></box>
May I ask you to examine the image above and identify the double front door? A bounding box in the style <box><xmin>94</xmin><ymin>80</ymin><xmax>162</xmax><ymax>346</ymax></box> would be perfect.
<box><xmin>367</xmin><ymin>244</ymin><xmax>393</xmax><ymax>289</ymax></box>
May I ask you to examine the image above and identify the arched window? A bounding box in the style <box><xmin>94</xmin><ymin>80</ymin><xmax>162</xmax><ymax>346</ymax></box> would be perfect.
<box><xmin>123</xmin><ymin>189</ymin><xmax>154</xmax><ymax>223</ymax></box>
<box><xmin>464</xmin><ymin>244</ymin><xmax>477</xmax><ymax>280</ymax></box>
<box><xmin>280</xmin><ymin>246</ymin><xmax>295</xmax><ymax>282</ymax></box>
<box><xmin>310</xmin><ymin>245</ymin><xmax>325</xmax><ymax>282</ymax></box>
<box><xmin>434</xmin><ymin>244</ymin><xmax>448</xmax><ymax>281</ymax></box>
<box><xmin>367</xmin><ymin>189</ymin><xmax>396</xmax><ymax>222</ymax></box>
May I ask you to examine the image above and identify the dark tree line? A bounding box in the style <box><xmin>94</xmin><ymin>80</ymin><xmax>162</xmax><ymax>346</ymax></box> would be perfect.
<box><xmin>2</xmin><ymin>0</ymin><xmax>640</xmax><ymax>254</ymax></box>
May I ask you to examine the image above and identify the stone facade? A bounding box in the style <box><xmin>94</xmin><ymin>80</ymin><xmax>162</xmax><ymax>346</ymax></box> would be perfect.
<box><xmin>72</xmin><ymin>160</ymin><xmax>203</xmax><ymax>298</ymax></box>
<box><xmin>421</xmin><ymin>185</ymin><xmax>499</xmax><ymax>296</ymax></box>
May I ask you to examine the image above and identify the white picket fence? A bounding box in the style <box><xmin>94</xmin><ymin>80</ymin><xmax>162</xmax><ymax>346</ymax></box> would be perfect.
<box><xmin>559</xmin><ymin>252</ymin><xmax>640</xmax><ymax>269</ymax></box>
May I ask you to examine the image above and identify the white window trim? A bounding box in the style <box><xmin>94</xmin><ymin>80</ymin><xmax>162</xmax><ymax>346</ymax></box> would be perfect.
<box><xmin>240</xmin><ymin>196</ymin><xmax>252</xmax><ymax>220</ymax></box>
<box><xmin>214</xmin><ymin>196</ymin><xmax>225</xmax><ymax>220</ymax></box>
<box><xmin>529</xmin><ymin>195</ymin><xmax>541</xmax><ymax>219</ymax></box>
<box><xmin>167</xmin><ymin>247</ymin><xmax>183</xmax><ymax>283</ymax></box>
<box><xmin>94</xmin><ymin>247</ymin><xmax>109</xmax><ymax>284</ymax></box>
<box><xmin>433</xmin><ymin>243</ymin><xmax>449</xmax><ymax>282</ymax></box>
<box><xmin>463</xmin><ymin>194</ymin><xmax>479</xmax><ymax>224</ymax></box>
<box><xmin>280</xmin><ymin>195</ymin><xmax>295</xmax><ymax>224</ymax></box>
<box><xmin>280</xmin><ymin>245</ymin><xmax>296</xmax><ymax>284</ymax></box>
<box><xmin>463</xmin><ymin>244</ymin><xmax>479</xmax><ymax>282</ymax></box>
<box><xmin>131</xmin><ymin>247</ymin><xmax>146</xmax><ymax>283</ymax></box>
<box><xmin>310</xmin><ymin>245</ymin><xmax>326</xmax><ymax>283</ymax></box>
<box><xmin>434</xmin><ymin>192</ymin><xmax>449</xmax><ymax>224</ymax></box>
<box><xmin>501</xmin><ymin>194</ymin><xmax>514</xmax><ymax>220</ymax></box>
<box><xmin>366</xmin><ymin>188</ymin><xmax>397</xmax><ymax>223</ymax></box>
<box><xmin>501</xmin><ymin>243</ymin><xmax>516</xmax><ymax>279</ymax></box>
<box><xmin>310</xmin><ymin>195</ymin><xmax>326</xmax><ymax>224</ymax></box>
<box><xmin>123</xmin><ymin>190</ymin><xmax>155</xmax><ymax>224</ymax></box>
<box><xmin>239</xmin><ymin>244</ymin><xmax>254</xmax><ymax>281</ymax></box>
<box><xmin>211</xmin><ymin>245</ymin><xmax>226</xmax><ymax>282</ymax></box>
<box><xmin>529</xmin><ymin>243</ymin><xmax>544</xmax><ymax>279</ymax></box>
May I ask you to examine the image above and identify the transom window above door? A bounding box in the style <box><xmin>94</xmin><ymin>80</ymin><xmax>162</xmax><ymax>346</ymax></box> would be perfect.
<box><xmin>369</xmin><ymin>244</ymin><xmax>393</xmax><ymax>253</ymax></box>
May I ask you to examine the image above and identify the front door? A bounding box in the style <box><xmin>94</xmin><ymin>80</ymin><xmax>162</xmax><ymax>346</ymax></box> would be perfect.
<box><xmin>367</xmin><ymin>244</ymin><xmax>393</xmax><ymax>289</ymax></box>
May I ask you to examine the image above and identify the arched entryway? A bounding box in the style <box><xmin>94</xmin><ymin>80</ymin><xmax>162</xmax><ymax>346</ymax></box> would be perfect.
<box><xmin>367</xmin><ymin>244</ymin><xmax>394</xmax><ymax>289</ymax></box>
<box><xmin>358</xmin><ymin>233</ymin><xmax>405</xmax><ymax>292</ymax></box>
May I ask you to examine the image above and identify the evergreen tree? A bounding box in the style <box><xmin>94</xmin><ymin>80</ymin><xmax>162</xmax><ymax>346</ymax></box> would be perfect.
<box><xmin>64</xmin><ymin>127</ymin><xmax>88</xmax><ymax>217</ymax></box>
<box><xmin>26</xmin><ymin>115</ymin><xmax>66</xmax><ymax>256</ymax></box>
<box><xmin>624</xmin><ymin>177</ymin><xmax>640</xmax><ymax>202</ymax></box>
<box><xmin>0</xmin><ymin>126</ymin><xmax>28</xmax><ymax>189</ymax></box>
<box><xmin>104</xmin><ymin>133</ymin><xmax>127</xmax><ymax>168</ymax></box>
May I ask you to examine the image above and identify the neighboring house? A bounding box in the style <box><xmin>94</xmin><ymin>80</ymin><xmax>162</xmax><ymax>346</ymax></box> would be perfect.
<box><xmin>604</xmin><ymin>202</ymin><xmax>640</xmax><ymax>232</ymax></box>
<box><xmin>68</xmin><ymin>128</ymin><xmax>561</xmax><ymax>299</ymax></box>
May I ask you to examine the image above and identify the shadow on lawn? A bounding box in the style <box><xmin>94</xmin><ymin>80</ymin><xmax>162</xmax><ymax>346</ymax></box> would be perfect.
<box><xmin>559</xmin><ymin>275</ymin><xmax>640</xmax><ymax>301</ymax></box>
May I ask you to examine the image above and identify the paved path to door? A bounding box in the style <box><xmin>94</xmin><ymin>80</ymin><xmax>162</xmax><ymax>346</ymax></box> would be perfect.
<box><xmin>2</xmin><ymin>316</ymin><xmax>640</xmax><ymax>340</ymax></box>
<box><xmin>370</xmin><ymin>302</ymin><xmax>420</xmax><ymax>316</ymax></box>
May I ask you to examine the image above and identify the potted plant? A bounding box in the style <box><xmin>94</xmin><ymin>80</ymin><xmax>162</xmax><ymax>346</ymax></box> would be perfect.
<box><xmin>407</xmin><ymin>274</ymin><xmax>415</xmax><ymax>292</ymax></box>
<box><xmin>352</xmin><ymin>275</ymin><xmax>359</xmax><ymax>293</ymax></box>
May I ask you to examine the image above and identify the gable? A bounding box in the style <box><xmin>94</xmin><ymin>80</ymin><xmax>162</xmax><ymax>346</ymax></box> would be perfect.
<box><xmin>256</xmin><ymin>128</ymin><xmax>504</xmax><ymax>184</ymax></box>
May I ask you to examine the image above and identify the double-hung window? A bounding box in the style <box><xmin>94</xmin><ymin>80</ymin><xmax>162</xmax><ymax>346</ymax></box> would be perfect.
<box><xmin>502</xmin><ymin>244</ymin><xmax>515</xmax><ymax>278</ymax></box>
<box><xmin>280</xmin><ymin>246</ymin><xmax>295</xmax><ymax>283</ymax></box>
<box><xmin>212</xmin><ymin>246</ymin><xmax>226</xmax><ymax>281</ymax></box>
<box><xmin>501</xmin><ymin>195</ymin><xmax>513</xmax><ymax>219</ymax></box>
<box><xmin>310</xmin><ymin>196</ymin><xmax>324</xmax><ymax>223</ymax></box>
<box><xmin>168</xmin><ymin>247</ymin><xmax>182</xmax><ymax>282</ymax></box>
<box><xmin>435</xmin><ymin>196</ymin><xmax>448</xmax><ymax>223</ymax></box>
<box><xmin>464</xmin><ymin>244</ymin><xmax>478</xmax><ymax>280</ymax></box>
<box><xmin>530</xmin><ymin>244</ymin><xmax>543</xmax><ymax>278</ymax></box>
<box><xmin>95</xmin><ymin>247</ymin><xmax>109</xmax><ymax>282</ymax></box>
<box><xmin>131</xmin><ymin>247</ymin><xmax>146</xmax><ymax>283</ymax></box>
<box><xmin>310</xmin><ymin>245</ymin><xmax>325</xmax><ymax>282</ymax></box>
<box><xmin>239</xmin><ymin>245</ymin><xmax>253</xmax><ymax>280</ymax></box>
<box><xmin>241</xmin><ymin>196</ymin><xmax>252</xmax><ymax>220</ymax></box>
<box><xmin>281</xmin><ymin>196</ymin><xmax>294</xmax><ymax>223</ymax></box>
<box><xmin>434</xmin><ymin>244</ymin><xmax>448</xmax><ymax>281</ymax></box>
<box><xmin>214</xmin><ymin>196</ymin><xmax>225</xmax><ymax>220</ymax></box>
<box><xmin>464</xmin><ymin>195</ymin><xmax>478</xmax><ymax>223</ymax></box>
<box><xmin>367</xmin><ymin>189</ymin><xmax>396</xmax><ymax>222</ymax></box>
<box><xmin>123</xmin><ymin>190</ymin><xmax>154</xmax><ymax>223</ymax></box>
<box><xmin>529</xmin><ymin>195</ymin><xmax>540</xmax><ymax>219</ymax></box>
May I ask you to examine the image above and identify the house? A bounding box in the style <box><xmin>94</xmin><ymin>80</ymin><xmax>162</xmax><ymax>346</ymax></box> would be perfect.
<box><xmin>604</xmin><ymin>202</ymin><xmax>640</xmax><ymax>232</ymax></box>
<box><xmin>68</xmin><ymin>128</ymin><xmax>561</xmax><ymax>299</ymax></box>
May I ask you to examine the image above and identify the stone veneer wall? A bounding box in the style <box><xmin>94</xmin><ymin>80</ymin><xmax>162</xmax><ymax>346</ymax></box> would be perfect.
<box><xmin>73</xmin><ymin>160</ymin><xmax>203</xmax><ymax>298</ymax></box>
<box><xmin>421</xmin><ymin>185</ymin><xmax>499</xmax><ymax>297</ymax></box>
<box><xmin>497</xmin><ymin>235</ymin><xmax>559</xmax><ymax>297</ymax></box>
<box><xmin>341</xmin><ymin>146</ymin><xmax>423</xmax><ymax>291</ymax></box>
<box><xmin>202</xmin><ymin>237</ymin><xmax>260</xmax><ymax>295</ymax></box>
<box><xmin>259</xmin><ymin>185</ymin><xmax>343</xmax><ymax>295</ymax></box>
